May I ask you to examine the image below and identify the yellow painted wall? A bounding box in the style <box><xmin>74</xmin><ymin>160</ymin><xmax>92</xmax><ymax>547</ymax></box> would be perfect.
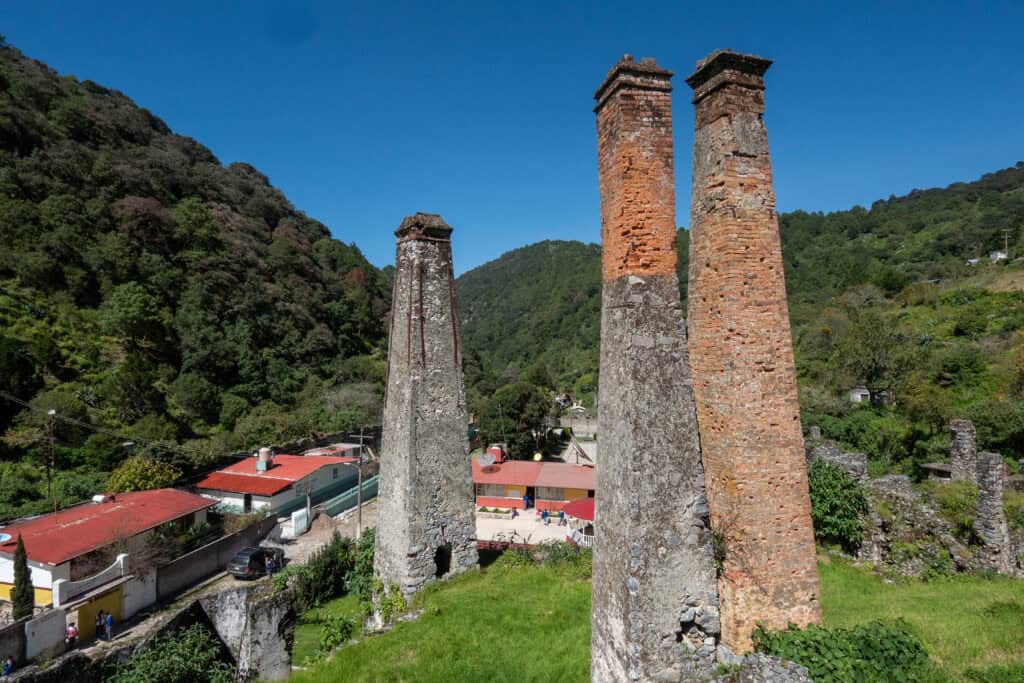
<box><xmin>0</xmin><ymin>582</ymin><xmax>52</xmax><ymax>606</ymax></box>
<box><xmin>564</xmin><ymin>488</ymin><xmax>589</xmax><ymax>501</ymax></box>
<box><xmin>75</xmin><ymin>586</ymin><xmax>123</xmax><ymax>641</ymax></box>
<box><xmin>504</xmin><ymin>485</ymin><xmax>526</xmax><ymax>498</ymax></box>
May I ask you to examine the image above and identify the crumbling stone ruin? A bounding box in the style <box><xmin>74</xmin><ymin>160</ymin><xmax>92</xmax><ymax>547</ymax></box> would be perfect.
<box><xmin>685</xmin><ymin>51</ymin><xmax>821</xmax><ymax>651</ymax></box>
<box><xmin>950</xmin><ymin>419</ymin><xmax>978</xmax><ymax>484</ymax></box>
<box><xmin>974</xmin><ymin>452</ymin><xmax>1013</xmax><ymax>574</ymax></box>
<box><xmin>590</xmin><ymin>56</ymin><xmax>720</xmax><ymax>682</ymax></box>
<box><xmin>374</xmin><ymin>213</ymin><xmax>478</xmax><ymax>600</ymax></box>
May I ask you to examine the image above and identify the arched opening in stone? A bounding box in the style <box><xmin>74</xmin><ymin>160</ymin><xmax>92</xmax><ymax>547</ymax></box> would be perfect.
<box><xmin>434</xmin><ymin>544</ymin><xmax>452</xmax><ymax>578</ymax></box>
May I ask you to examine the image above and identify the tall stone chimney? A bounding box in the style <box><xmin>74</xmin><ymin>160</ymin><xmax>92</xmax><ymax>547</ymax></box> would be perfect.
<box><xmin>374</xmin><ymin>213</ymin><xmax>478</xmax><ymax>600</ymax></box>
<box><xmin>591</xmin><ymin>56</ymin><xmax>719</xmax><ymax>681</ymax></box>
<box><xmin>686</xmin><ymin>51</ymin><xmax>821</xmax><ymax>651</ymax></box>
<box><xmin>975</xmin><ymin>452</ymin><xmax>1012</xmax><ymax>574</ymax></box>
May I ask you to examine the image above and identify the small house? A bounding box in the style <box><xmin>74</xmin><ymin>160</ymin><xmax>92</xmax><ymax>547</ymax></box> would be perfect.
<box><xmin>848</xmin><ymin>386</ymin><xmax>871</xmax><ymax>403</ymax></box>
<box><xmin>0</xmin><ymin>489</ymin><xmax>214</xmax><ymax>608</ymax></box>
<box><xmin>472</xmin><ymin>459</ymin><xmax>595</xmax><ymax>512</ymax></box>
<box><xmin>194</xmin><ymin>454</ymin><xmax>357</xmax><ymax>514</ymax></box>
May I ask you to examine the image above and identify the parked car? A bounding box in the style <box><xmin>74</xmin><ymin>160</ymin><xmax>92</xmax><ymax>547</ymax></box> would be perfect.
<box><xmin>227</xmin><ymin>546</ymin><xmax>285</xmax><ymax>579</ymax></box>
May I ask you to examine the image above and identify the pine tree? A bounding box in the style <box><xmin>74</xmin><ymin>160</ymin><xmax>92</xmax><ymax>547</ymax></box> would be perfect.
<box><xmin>12</xmin><ymin>534</ymin><xmax>34</xmax><ymax>620</ymax></box>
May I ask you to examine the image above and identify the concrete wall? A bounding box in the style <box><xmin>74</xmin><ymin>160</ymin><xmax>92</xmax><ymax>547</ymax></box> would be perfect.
<box><xmin>121</xmin><ymin>570</ymin><xmax>157</xmax><ymax>620</ymax></box>
<box><xmin>24</xmin><ymin>608</ymin><xmax>65</xmax><ymax>661</ymax></box>
<box><xmin>156</xmin><ymin>517</ymin><xmax>275</xmax><ymax>601</ymax></box>
<box><xmin>53</xmin><ymin>554</ymin><xmax>127</xmax><ymax>607</ymax></box>
<box><xmin>0</xmin><ymin>616</ymin><xmax>26</xmax><ymax>665</ymax></box>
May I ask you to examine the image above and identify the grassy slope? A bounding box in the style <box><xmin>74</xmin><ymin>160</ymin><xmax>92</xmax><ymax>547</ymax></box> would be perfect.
<box><xmin>819</xmin><ymin>559</ymin><xmax>1024</xmax><ymax>679</ymax></box>
<box><xmin>290</xmin><ymin>559</ymin><xmax>1024</xmax><ymax>682</ymax></box>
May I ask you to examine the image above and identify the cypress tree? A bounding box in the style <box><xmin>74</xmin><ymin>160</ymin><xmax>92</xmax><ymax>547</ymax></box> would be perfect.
<box><xmin>12</xmin><ymin>534</ymin><xmax>34</xmax><ymax>620</ymax></box>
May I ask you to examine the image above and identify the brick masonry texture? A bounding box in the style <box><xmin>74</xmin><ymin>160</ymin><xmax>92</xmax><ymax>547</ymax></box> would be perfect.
<box><xmin>374</xmin><ymin>213</ymin><xmax>478</xmax><ymax>599</ymax></box>
<box><xmin>950</xmin><ymin>419</ymin><xmax>978</xmax><ymax>484</ymax></box>
<box><xmin>591</xmin><ymin>56</ymin><xmax>720</xmax><ymax>682</ymax></box>
<box><xmin>686</xmin><ymin>51</ymin><xmax>821</xmax><ymax>651</ymax></box>
<box><xmin>974</xmin><ymin>452</ymin><xmax>1012</xmax><ymax>574</ymax></box>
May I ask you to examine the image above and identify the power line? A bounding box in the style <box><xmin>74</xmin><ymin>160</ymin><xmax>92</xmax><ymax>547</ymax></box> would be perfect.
<box><xmin>0</xmin><ymin>390</ymin><xmax>148</xmax><ymax>446</ymax></box>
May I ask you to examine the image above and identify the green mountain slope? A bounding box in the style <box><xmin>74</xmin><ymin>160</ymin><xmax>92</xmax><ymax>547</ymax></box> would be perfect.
<box><xmin>0</xmin><ymin>39</ymin><xmax>389</xmax><ymax>517</ymax></box>
<box><xmin>456</xmin><ymin>164</ymin><xmax>1024</xmax><ymax>468</ymax></box>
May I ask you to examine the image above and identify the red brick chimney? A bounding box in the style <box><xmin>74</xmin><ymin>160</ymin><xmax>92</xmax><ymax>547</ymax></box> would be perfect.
<box><xmin>686</xmin><ymin>50</ymin><xmax>821</xmax><ymax>652</ymax></box>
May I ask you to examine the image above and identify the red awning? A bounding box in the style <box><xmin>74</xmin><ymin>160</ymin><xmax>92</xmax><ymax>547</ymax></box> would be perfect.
<box><xmin>562</xmin><ymin>497</ymin><xmax>594</xmax><ymax>521</ymax></box>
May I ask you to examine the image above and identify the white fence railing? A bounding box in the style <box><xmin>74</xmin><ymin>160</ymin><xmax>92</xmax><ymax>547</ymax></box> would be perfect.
<box><xmin>52</xmin><ymin>554</ymin><xmax>128</xmax><ymax>607</ymax></box>
<box><xmin>570</xmin><ymin>529</ymin><xmax>594</xmax><ymax>548</ymax></box>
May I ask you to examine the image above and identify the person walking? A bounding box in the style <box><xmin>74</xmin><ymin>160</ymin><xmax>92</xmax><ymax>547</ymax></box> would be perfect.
<box><xmin>2</xmin><ymin>654</ymin><xmax>12</xmax><ymax>676</ymax></box>
<box><xmin>65</xmin><ymin>622</ymin><xmax>78</xmax><ymax>648</ymax></box>
<box><xmin>559</xmin><ymin>510</ymin><xmax>566</xmax><ymax>526</ymax></box>
<box><xmin>522</xmin><ymin>493</ymin><xmax>529</xmax><ymax>510</ymax></box>
<box><xmin>105</xmin><ymin>611</ymin><xmax>113</xmax><ymax>641</ymax></box>
<box><xmin>95</xmin><ymin>611</ymin><xmax>104</xmax><ymax>640</ymax></box>
<box><xmin>265</xmin><ymin>555</ymin><xmax>274</xmax><ymax>577</ymax></box>
<box><xmin>541</xmin><ymin>509</ymin><xmax>549</xmax><ymax>525</ymax></box>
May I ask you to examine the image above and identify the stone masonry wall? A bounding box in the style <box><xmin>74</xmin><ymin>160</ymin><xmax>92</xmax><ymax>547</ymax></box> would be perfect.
<box><xmin>974</xmin><ymin>452</ymin><xmax>1012</xmax><ymax>574</ymax></box>
<box><xmin>950</xmin><ymin>419</ymin><xmax>978</xmax><ymax>484</ymax></box>
<box><xmin>686</xmin><ymin>51</ymin><xmax>821</xmax><ymax>651</ymax></box>
<box><xmin>591</xmin><ymin>56</ymin><xmax>720</xmax><ymax>682</ymax></box>
<box><xmin>374</xmin><ymin>213</ymin><xmax>478</xmax><ymax>599</ymax></box>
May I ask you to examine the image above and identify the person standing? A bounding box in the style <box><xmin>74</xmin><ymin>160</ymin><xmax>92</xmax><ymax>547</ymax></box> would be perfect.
<box><xmin>265</xmin><ymin>555</ymin><xmax>274</xmax><ymax>577</ymax></box>
<box><xmin>95</xmin><ymin>611</ymin><xmax>104</xmax><ymax>640</ymax></box>
<box><xmin>105</xmin><ymin>611</ymin><xmax>113</xmax><ymax>641</ymax></box>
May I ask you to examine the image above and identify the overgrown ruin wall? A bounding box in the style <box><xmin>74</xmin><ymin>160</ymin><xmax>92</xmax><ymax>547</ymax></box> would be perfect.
<box><xmin>374</xmin><ymin>213</ymin><xmax>478</xmax><ymax>599</ymax></box>
<box><xmin>686</xmin><ymin>51</ymin><xmax>821</xmax><ymax>651</ymax></box>
<box><xmin>974</xmin><ymin>452</ymin><xmax>1012</xmax><ymax>574</ymax></box>
<box><xmin>950</xmin><ymin>419</ymin><xmax>978</xmax><ymax>484</ymax></box>
<box><xmin>590</xmin><ymin>56</ymin><xmax>719</xmax><ymax>682</ymax></box>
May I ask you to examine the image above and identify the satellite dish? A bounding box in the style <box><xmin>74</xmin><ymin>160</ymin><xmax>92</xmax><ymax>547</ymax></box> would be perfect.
<box><xmin>477</xmin><ymin>452</ymin><xmax>496</xmax><ymax>467</ymax></box>
<box><xmin>532</xmin><ymin>452</ymin><xmax>542</xmax><ymax>462</ymax></box>
<box><xmin>0</xmin><ymin>534</ymin><xmax>11</xmax><ymax>543</ymax></box>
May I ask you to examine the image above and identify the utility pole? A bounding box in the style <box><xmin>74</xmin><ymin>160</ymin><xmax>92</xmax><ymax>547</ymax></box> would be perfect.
<box><xmin>352</xmin><ymin>427</ymin><xmax>373</xmax><ymax>540</ymax></box>
<box><xmin>47</xmin><ymin>409</ymin><xmax>57</xmax><ymax>513</ymax></box>
<box><xmin>1004</xmin><ymin>228</ymin><xmax>1011</xmax><ymax>259</ymax></box>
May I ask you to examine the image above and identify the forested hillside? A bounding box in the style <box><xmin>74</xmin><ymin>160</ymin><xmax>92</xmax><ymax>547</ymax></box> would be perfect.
<box><xmin>0</xmin><ymin>39</ymin><xmax>389</xmax><ymax>519</ymax></box>
<box><xmin>456</xmin><ymin>163</ymin><xmax>1024</xmax><ymax>471</ymax></box>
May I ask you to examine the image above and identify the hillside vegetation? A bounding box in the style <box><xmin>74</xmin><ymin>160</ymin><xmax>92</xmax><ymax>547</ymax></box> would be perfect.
<box><xmin>0</xmin><ymin>38</ymin><xmax>389</xmax><ymax>519</ymax></box>
<box><xmin>455</xmin><ymin>164</ymin><xmax>1024</xmax><ymax>472</ymax></box>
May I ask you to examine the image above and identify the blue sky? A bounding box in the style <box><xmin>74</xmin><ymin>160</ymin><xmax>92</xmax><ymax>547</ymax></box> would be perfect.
<box><xmin>5</xmin><ymin>1</ymin><xmax>1024</xmax><ymax>274</ymax></box>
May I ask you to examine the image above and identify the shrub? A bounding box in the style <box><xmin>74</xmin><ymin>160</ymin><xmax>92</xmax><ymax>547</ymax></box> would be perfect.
<box><xmin>318</xmin><ymin>613</ymin><xmax>356</xmax><ymax>653</ymax></box>
<box><xmin>294</xmin><ymin>531</ymin><xmax>356</xmax><ymax>611</ymax></box>
<box><xmin>807</xmin><ymin>459</ymin><xmax>869</xmax><ymax>551</ymax></box>
<box><xmin>920</xmin><ymin>480</ymin><xmax>980</xmax><ymax>544</ymax></box>
<box><xmin>106</xmin><ymin>456</ymin><xmax>180</xmax><ymax>493</ymax></box>
<box><xmin>752</xmin><ymin>619</ymin><xmax>931</xmax><ymax>682</ymax></box>
<box><xmin>344</xmin><ymin>528</ymin><xmax>375</xmax><ymax>600</ymax></box>
<box><xmin>110</xmin><ymin>623</ymin><xmax>234</xmax><ymax>682</ymax></box>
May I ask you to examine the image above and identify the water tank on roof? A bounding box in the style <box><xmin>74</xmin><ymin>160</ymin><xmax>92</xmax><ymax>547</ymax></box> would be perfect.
<box><xmin>257</xmin><ymin>447</ymin><xmax>272</xmax><ymax>471</ymax></box>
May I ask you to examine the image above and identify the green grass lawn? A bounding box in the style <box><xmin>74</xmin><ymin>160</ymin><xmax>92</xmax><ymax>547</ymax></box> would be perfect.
<box><xmin>292</xmin><ymin>593</ymin><xmax>363</xmax><ymax>666</ymax></box>
<box><xmin>289</xmin><ymin>557</ymin><xmax>1024</xmax><ymax>682</ymax></box>
<box><xmin>819</xmin><ymin>557</ymin><xmax>1024</xmax><ymax>680</ymax></box>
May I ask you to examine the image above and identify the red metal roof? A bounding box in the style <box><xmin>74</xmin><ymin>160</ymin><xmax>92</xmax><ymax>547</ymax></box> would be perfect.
<box><xmin>194</xmin><ymin>454</ymin><xmax>349</xmax><ymax>496</ymax></box>
<box><xmin>0</xmin><ymin>489</ymin><xmax>215</xmax><ymax>566</ymax></box>
<box><xmin>562</xmin><ymin>497</ymin><xmax>595</xmax><ymax>521</ymax></box>
<box><xmin>471</xmin><ymin>459</ymin><xmax>595</xmax><ymax>490</ymax></box>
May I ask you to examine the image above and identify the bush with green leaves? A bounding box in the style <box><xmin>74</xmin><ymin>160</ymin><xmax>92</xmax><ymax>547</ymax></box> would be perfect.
<box><xmin>293</xmin><ymin>531</ymin><xmax>356</xmax><ymax>611</ymax></box>
<box><xmin>752</xmin><ymin>619</ymin><xmax>931</xmax><ymax>682</ymax></box>
<box><xmin>807</xmin><ymin>459</ymin><xmax>869</xmax><ymax>551</ymax></box>
<box><xmin>110</xmin><ymin>623</ymin><xmax>234</xmax><ymax>683</ymax></box>
<box><xmin>344</xmin><ymin>528</ymin><xmax>376</xmax><ymax>600</ymax></box>
<box><xmin>318</xmin><ymin>613</ymin><xmax>356</xmax><ymax>653</ymax></box>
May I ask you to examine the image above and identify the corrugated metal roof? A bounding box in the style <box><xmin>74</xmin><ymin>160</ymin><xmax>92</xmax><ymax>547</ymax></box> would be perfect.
<box><xmin>194</xmin><ymin>454</ymin><xmax>349</xmax><ymax>496</ymax></box>
<box><xmin>0</xmin><ymin>489</ymin><xmax>214</xmax><ymax>566</ymax></box>
<box><xmin>471</xmin><ymin>459</ymin><xmax>595</xmax><ymax>490</ymax></box>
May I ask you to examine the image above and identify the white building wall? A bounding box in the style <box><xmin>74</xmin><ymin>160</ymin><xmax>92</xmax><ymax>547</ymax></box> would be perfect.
<box><xmin>0</xmin><ymin>555</ymin><xmax>60</xmax><ymax>588</ymax></box>
<box><xmin>121</xmin><ymin>568</ymin><xmax>157</xmax><ymax>619</ymax></box>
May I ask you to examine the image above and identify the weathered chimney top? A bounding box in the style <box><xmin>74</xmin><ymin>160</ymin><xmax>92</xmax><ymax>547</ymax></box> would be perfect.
<box><xmin>395</xmin><ymin>212</ymin><xmax>452</xmax><ymax>241</ymax></box>
<box><xmin>686</xmin><ymin>50</ymin><xmax>772</xmax><ymax>101</ymax></box>
<box><xmin>593</xmin><ymin>55</ymin><xmax>672</xmax><ymax>112</ymax></box>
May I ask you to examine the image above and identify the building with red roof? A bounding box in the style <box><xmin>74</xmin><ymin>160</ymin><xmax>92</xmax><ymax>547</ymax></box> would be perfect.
<box><xmin>194</xmin><ymin>454</ymin><xmax>357</xmax><ymax>514</ymax></box>
<box><xmin>0</xmin><ymin>488</ymin><xmax>213</xmax><ymax>607</ymax></box>
<box><xmin>471</xmin><ymin>459</ymin><xmax>595</xmax><ymax>512</ymax></box>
